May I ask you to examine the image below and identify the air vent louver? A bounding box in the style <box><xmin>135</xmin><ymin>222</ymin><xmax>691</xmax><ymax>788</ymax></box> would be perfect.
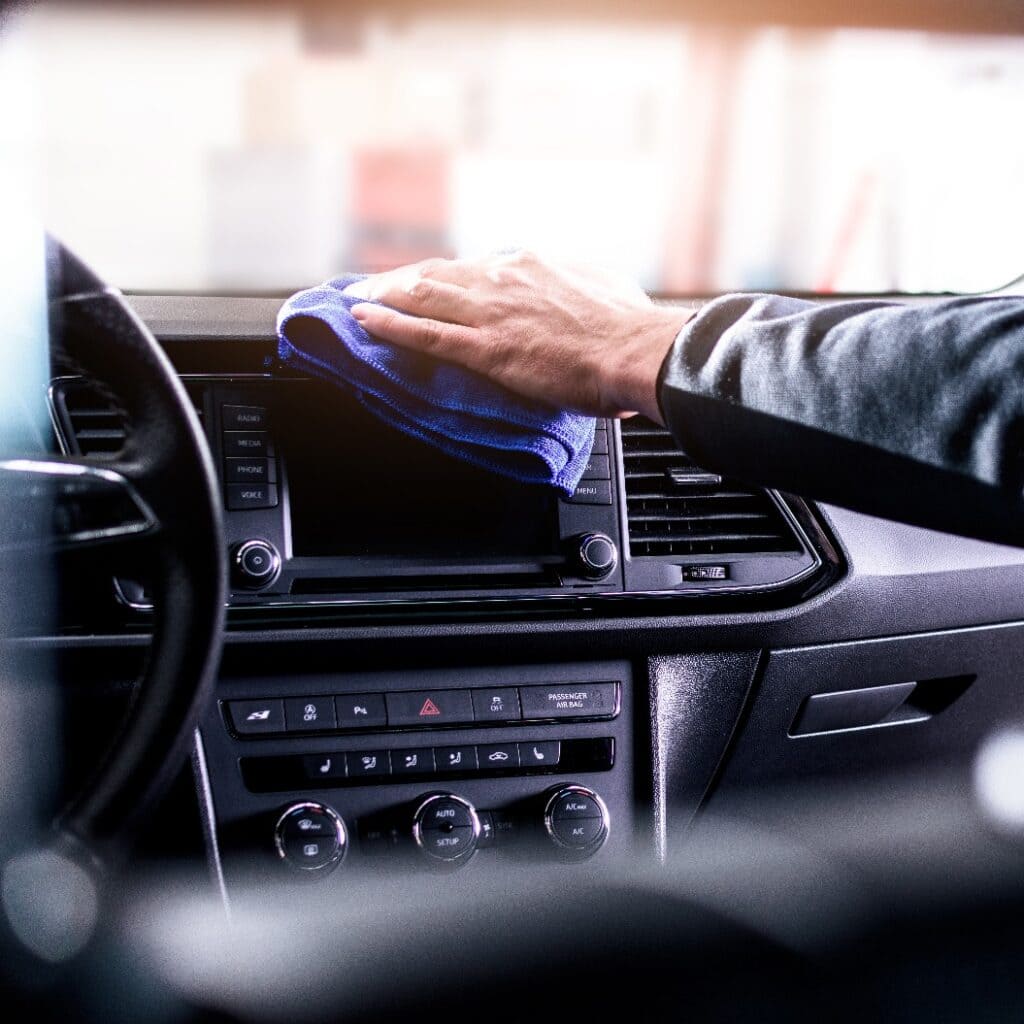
<box><xmin>54</xmin><ymin>380</ymin><xmax>128</xmax><ymax>456</ymax></box>
<box><xmin>621</xmin><ymin>417</ymin><xmax>801</xmax><ymax>557</ymax></box>
<box><xmin>52</xmin><ymin>378</ymin><xmax>205</xmax><ymax>457</ymax></box>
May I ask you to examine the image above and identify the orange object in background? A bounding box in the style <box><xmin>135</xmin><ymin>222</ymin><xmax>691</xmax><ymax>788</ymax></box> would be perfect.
<box><xmin>349</xmin><ymin>147</ymin><xmax>454</xmax><ymax>272</ymax></box>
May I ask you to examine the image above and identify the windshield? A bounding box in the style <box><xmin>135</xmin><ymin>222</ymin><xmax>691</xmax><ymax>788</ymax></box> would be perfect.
<box><xmin>4</xmin><ymin>4</ymin><xmax>1023</xmax><ymax>295</ymax></box>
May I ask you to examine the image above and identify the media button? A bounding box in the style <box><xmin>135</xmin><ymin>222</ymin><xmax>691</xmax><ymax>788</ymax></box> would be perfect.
<box><xmin>228</xmin><ymin>698</ymin><xmax>285</xmax><ymax>735</ymax></box>
<box><xmin>435</xmin><ymin>745</ymin><xmax>478</xmax><ymax>773</ymax></box>
<box><xmin>471</xmin><ymin>687</ymin><xmax>521</xmax><ymax>722</ymax></box>
<box><xmin>335</xmin><ymin>693</ymin><xmax>387</xmax><ymax>730</ymax></box>
<box><xmin>223</xmin><ymin>430</ymin><xmax>272</xmax><ymax>457</ymax></box>
<box><xmin>519</xmin><ymin>683</ymin><xmax>619</xmax><ymax>720</ymax></box>
<box><xmin>591</xmin><ymin>429</ymin><xmax>609</xmax><ymax>455</ymax></box>
<box><xmin>385</xmin><ymin>690</ymin><xmax>475</xmax><ymax>728</ymax></box>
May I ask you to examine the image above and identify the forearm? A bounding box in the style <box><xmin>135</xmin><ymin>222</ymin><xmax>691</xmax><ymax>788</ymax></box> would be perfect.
<box><xmin>658</xmin><ymin>293</ymin><xmax>1024</xmax><ymax>545</ymax></box>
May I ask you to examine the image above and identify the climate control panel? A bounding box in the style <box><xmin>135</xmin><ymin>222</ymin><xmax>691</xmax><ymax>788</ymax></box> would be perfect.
<box><xmin>200</xmin><ymin>660</ymin><xmax>634</xmax><ymax>887</ymax></box>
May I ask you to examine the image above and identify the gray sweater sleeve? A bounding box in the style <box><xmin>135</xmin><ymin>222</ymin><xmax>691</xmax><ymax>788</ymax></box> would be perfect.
<box><xmin>657</xmin><ymin>293</ymin><xmax>1024</xmax><ymax>546</ymax></box>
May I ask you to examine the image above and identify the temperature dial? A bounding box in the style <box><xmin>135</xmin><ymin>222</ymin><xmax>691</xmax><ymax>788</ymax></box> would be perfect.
<box><xmin>542</xmin><ymin>784</ymin><xmax>610</xmax><ymax>858</ymax></box>
<box><xmin>274</xmin><ymin>801</ymin><xmax>347</xmax><ymax>873</ymax></box>
<box><xmin>411</xmin><ymin>792</ymin><xmax>481</xmax><ymax>866</ymax></box>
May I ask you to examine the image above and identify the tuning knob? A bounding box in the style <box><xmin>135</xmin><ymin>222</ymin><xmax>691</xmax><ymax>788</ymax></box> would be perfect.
<box><xmin>572</xmin><ymin>532</ymin><xmax>618</xmax><ymax>580</ymax></box>
<box><xmin>411</xmin><ymin>792</ymin><xmax>481</xmax><ymax>866</ymax></box>
<box><xmin>274</xmin><ymin>801</ymin><xmax>348</xmax><ymax>873</ymax></box>
<box><xmin>232</xmin><ymin>538</ymin><xmax>281</xmax><ymax>590</ymax></box>
<box><xmin>542</xmin><ymin>784</ymin><xmax>610</xmax><ymax>858</ymax></box>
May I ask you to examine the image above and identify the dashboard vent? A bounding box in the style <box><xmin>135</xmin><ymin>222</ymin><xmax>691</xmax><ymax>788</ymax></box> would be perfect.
<box><xmin>52</xmin><ymin>380</ymin><xmax>128</xmax><ymax>456</ymax></box>
<box><xmin>51</xmin><ymin>378</ymin><xmax>205</xmax><ymax>457</ymax></box>
<box><xmin>620</xmin><ymin>417</ymin><xmax>801</xmax><ymax>557</ymax></box>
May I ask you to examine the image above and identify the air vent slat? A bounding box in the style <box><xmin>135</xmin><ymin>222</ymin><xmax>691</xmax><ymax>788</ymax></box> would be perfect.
<box><xmin>52</xmin><ymin>380</ymin><xmax>129</xmax><ymax>457</ymax></box>
<box><xmin>620</xmin><ymin>417</ymin><xmax>801</xmax><ymax>558</ymax></box>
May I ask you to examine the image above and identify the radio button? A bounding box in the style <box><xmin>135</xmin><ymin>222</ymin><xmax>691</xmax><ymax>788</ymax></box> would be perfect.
<box><xmin>519</xmin><ymin>683</ymin><xmax>619</xmax><ymax>720</ymax></box>
<box><xmin>386</xmin><ymin>690</ymin><xmax>475</xmax><ymax>728</ymax></box>
<box><xmin>562</xmin><ymin>479</ymin><xmax>612</xmax><ymax>505</ymax></box>
<box><xmin>228</xmin><ymin>698</ymin><xmax>285</xmax><ymax>735</ymax></box>
<box><xmin>335</xmin><ymin>693</ymin><xmax>387</xmax><ymax>730</ymax></box>
<box><xmin>471</xmin><ymin>687</ymin><xmax>521</xmax><ymax>722</ymax></box>
<box><xmin>285</xmin><ymin>696</ymin><xmax>336</xmax><ymax>732</ymax></box>
<box><xmin>591</xmin><ymin>430</ymin><xmax>609</xmax><ymax>455</ymax></box>
<box><xmin>223</xmin><ymin>405</ymin><xmax>268</xmax><ymax>430</ymax></box>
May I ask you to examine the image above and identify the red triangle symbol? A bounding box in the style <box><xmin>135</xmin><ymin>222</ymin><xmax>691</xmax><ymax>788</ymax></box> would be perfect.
<box><xmin>418</xmin><ymin>698</ymin><xmax>441</xmax><ymax>717</ymax></box>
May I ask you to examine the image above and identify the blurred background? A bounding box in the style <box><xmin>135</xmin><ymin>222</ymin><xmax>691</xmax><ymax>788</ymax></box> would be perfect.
<box><xmin>1</xmin><ymin>1</ymin><xmax>1022</xmax><ymax>295</ymax></box>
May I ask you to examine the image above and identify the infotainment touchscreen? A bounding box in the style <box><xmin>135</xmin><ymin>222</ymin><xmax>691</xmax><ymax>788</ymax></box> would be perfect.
<box><xmin>278</xmin><ymin>384</ymin><xmax>559</xmax><ymax>561</ymax></box>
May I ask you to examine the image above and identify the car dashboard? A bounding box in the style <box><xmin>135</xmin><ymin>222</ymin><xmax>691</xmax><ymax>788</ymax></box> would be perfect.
<box><xmin>34</xmin><ymin>291</ymin><xmax>1024</xmax><ymax>898</ymax></box>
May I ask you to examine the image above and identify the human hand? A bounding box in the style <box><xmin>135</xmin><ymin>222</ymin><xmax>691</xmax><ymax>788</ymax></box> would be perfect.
<box><xmin>343</xmin><ymin>251</ymin><xmax>692</xmax><ymax>422</ymax></box>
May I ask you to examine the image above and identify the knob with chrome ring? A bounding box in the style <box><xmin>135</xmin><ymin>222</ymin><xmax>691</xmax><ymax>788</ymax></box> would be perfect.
<box><xmin>542</xmin><ymin>784</ymin><xmax>610</xmax><ymax>858</ymax></box>
<box><xmin>231</xmin><ymin>538</ymin><xmax>281</xmax><ymax>590</ymax></box>
<box><xmin>274</xmin><ymin>801</ymin><xmax>348</xmax><ymax>873</ymax></box>
<box><xmin>411</xmin><ymin>792</ymin><xmax>481</xmax><ymax>866</ymax></box>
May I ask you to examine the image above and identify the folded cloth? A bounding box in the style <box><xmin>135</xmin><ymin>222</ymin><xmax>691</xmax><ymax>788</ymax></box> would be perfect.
<box><xmin>276</xmin><ymin>273</ymin><xmax>596</xmax><ymax>495</ymax></box>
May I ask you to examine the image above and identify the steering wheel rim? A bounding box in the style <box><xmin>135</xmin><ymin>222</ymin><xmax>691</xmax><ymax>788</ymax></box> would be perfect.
<box><xmin>44</xmin><ymin>239</ymin><xmax>226</xmax><ymax>867</ymax></box>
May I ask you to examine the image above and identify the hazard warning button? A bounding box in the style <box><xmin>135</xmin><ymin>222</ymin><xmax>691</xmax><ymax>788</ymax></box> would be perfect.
<box><xmin>384</xmin><ymin>689</ymin><xmax>475</xmax><ymax>728</ymax></box>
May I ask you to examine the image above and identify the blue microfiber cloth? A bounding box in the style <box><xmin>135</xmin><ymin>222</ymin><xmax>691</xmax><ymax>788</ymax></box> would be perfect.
<box><xmin>276</xmin><ymin>274</ymin><xmax>596</xmax><ymax>495</ymax></box>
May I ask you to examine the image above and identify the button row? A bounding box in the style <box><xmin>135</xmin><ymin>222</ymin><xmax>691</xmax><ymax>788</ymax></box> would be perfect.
<box><xmin>306</xmin><ymin>741</ymin><xmax>560</xmax><ymax>783</ymax></box>
<box><xmin>227</xmin><ymin>683</ymin><xmax>619</xmax><ymax>737</ymax></box>
<box><xmin>221</xmin><ymin>403</ymin><xmax>278</xmax><ymax>511</ymax></box>
<box><xmin>240</xmin><ymin>737</ymin><xmax>615</xmax><ymax>793</ymax></box>
<box><xmin>563</xmin><ymin>421</ymin><xmax>613</xmax><ymax>504</ymax></box>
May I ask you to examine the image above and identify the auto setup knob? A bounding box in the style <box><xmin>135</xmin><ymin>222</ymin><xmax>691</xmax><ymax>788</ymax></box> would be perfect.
<box><xmin>274</xmin><ymin>801</ymin><xmax>348</xmax><ymax>874</ymax></box>
<box><xmin>411</xmin><ymin>792</ymin><xmax>481</xmax><ymax>866</ymax></box>
<box><xmin>572</xmin><ymin>532</ymin><xmax>618</xmax><ymax>580</ymax></box>
<box><xmin>542</xmin><ymin>784</ymin><xmax>610</xmax><ymax>858</ymax></box>
<box><xmin>231</xmin><ymin>538</ymin><xmax>281</xmax><ymax>590</ymax></box>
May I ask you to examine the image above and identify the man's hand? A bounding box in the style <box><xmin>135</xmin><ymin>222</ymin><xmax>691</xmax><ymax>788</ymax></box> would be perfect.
<box><xmin>343</xmin><ymin>251</ymin><xmax>692</xmax><ymax>423</ymax></box>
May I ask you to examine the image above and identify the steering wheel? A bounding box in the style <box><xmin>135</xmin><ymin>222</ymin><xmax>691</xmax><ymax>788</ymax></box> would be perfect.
<box><xmin>1</xmin><ymin>241</ymin><xmax>225</xmax><ymax>895</ymax></box>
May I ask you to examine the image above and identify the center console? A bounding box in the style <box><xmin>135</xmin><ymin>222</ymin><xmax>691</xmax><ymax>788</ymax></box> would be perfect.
<box><xmin>200</xmin><ymin>660</ymin><xmax>636</xmax><ymax>883</ymax></box>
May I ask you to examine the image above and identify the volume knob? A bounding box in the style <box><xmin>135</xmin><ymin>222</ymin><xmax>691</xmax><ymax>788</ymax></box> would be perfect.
<box><xmin>232</xmin><ymin>538</ymin><xmax>281</xmax><ymax>590</ymax></box>
<box><xmin>573</xmin><ymin>532</ymin><xmax>618</xmax><ymax>580</ymax></box>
